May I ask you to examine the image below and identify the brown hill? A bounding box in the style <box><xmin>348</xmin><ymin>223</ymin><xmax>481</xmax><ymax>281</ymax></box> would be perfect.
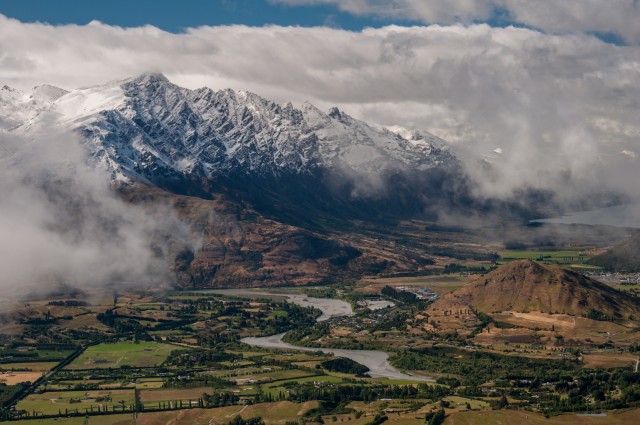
<box><xmin>123</xmin><ymin>184</ymin><xmax>452</xmax><ymax>288</ymax></box>
<box><xmin>427</xmin><ymin>260</ymin><xmax>640</xmax><ymax>323</ymax></box>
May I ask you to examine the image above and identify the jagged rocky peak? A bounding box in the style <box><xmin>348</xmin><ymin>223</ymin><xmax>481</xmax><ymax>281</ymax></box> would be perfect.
<box><xmin>125</xmin><ymin>71</ymin><xmax>171</xmax><ymax>86</ymax></box>
<box><xmin>328</xmin><ymin>106</ymin><xmax>342</xmax><ymax>119</ymax></box>
<box><xmin>4</xmin><ymin>72</ymin><xmax>456</xmax><ymax>187</ymax></box>
<box><xmin>202</xmin><ymin>87</ymin><xmax>285</xmax><ymax>123</ymax></box>
<box><xmin>121</xmin><ymin>72</ymin><xmax>183</xmax><ymax>103</ymax></box>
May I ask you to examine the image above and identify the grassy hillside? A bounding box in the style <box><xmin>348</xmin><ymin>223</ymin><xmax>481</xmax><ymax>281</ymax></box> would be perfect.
<box><xmin>427</xmin><ymin>260</ymin><xmax>640</xmax><ymax>322</ymax></box>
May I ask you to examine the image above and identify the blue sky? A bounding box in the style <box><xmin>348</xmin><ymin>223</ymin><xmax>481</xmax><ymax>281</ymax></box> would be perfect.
<box><xmin>0</xmin><ymin>0</ymin><xmax>631</xmax><ymax>45</ymax></box>
<box><xmin>0</xmin><ymin>0</ymin><xmax>422</xmax><ymax>31</ymax></box>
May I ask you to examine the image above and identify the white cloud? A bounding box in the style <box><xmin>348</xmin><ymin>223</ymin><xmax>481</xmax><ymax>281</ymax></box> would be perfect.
<box><xmin>272</xmin><ymin>0</ymin><xmax>640</xmax><ymax>44</ymax></box>
<box><xmin>272</xmin><ymin>0</ymin><xmax>495</xmax><ymax>23</ymax></box>
<box><xmin>0</xmin><ymin>15</ymin><xmax>639</xmax><ymax>200</ymax></box>
<box><xmin>504</xmin><ymin>0</ymin><xmax>640</xmax><ymax>44</ymax></box>
<box><xmin>0</xmin><ymin>114</ymin><xmax>192</xmax><ymax>290</ymax></box>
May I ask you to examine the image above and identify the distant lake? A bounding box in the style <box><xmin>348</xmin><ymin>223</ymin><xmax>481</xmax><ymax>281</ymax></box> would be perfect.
<box><xmin>532</xmin><ymin>203</ymin><xmax>640</xmax><ymax>229</ymax></box>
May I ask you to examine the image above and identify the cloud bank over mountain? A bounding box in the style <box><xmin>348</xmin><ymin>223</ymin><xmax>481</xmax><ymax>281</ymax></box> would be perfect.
<box><xmin>273</xmin><ymin>0</ymin><xmax>640</xmax><ymax>44</ymax></box>
<box><xmin>0</xmin><ymin>115</ymin><xmax>191</xmax><ymax>290</ymax></box>
<box><xmin>0</xmin><ymin>12</ymin><xmax>639</xmax><ymax>201</ymax></box>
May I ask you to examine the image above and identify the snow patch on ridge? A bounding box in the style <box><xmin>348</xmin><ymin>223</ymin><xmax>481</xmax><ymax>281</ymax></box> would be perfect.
<box><xmin>55</xmin><ymin>84</ymin><xmax>126</xmax><ymax>126</ymax></box>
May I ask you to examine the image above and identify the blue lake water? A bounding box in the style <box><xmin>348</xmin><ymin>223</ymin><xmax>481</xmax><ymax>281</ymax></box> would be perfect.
<box><xmin>532</xmin><ymin>203</ymin><xmax>640</xmax><ymax>229</ymax></box>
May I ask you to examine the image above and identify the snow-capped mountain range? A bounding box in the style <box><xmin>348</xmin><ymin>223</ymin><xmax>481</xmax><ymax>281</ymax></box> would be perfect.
<box><xmin>1</xmin><ymin>73</ymin><xmax>455</xmax><ymax>188</ymax></box>
<box><xmin>0</xmin><ymin>83</ymin><xmax>69</xmax><ymax>131</ymax></box>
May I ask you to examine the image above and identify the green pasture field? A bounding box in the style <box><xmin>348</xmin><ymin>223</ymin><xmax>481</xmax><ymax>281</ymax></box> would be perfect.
<box><xmin>260</xmin><ymin>375</ymin><xmax>344</xmax><ymax>398</ymax></box>
<box><xmin>206</xmin><ymin>366</ymin><xmax>270</xmax><ymax>377</ymax></box>
<box><xmin>268</xmin><ymin>309</ymin><xmax>288</xmax><ymax>319</ymax></box>
<box><xmin>217</xmin><ymin>360</ymin><xmax>255</xmax><ymax>367</ymax></box>
<box><xmin>0</xmin><ymin>361</ymin><xmax>60</xmax><ymax>372</ymax></box>
<box><xmin>65</xmin><ymin>341</ymin><xmax>177</xmax><ymax>370</ymax></box>
<box><xmin>293</xmin><ymin>360</ymin><xmax>322</xmax><ymax>368</ymax></box>
<box><xmin>44</xmin><ymin>377</ymin><xmax>150</xmax><ymax>390</ymax></box>
<box><xmin>0</xmin><ymin>349</ymin><xmax>74</xmax><ymax>362</ymax></box>
<box><xmin>31</xmin><ymin>349</ymin><xmax>76</xmax><ymax>359</ymax></box>
<box><xmin>347</xmin><ymin>399</ymin><xmax>421</xmax><ymax>413</ymax></box>
<box><xmin>263</xmin><ymin>374</ymin><xmax>343</xmax><ymax>389</ymax></box>
<box><xmin>17</xmin><ymin>389</ymin><xmax>134</xmax><ymax>416</ymax></box>
<box><xmin>230</xmin><ymin>368</ymin><xmax>316</xmax><ymax>382</ymax></box>
<box><xmin>443</xmin><ymin>395</ymin><xmax>491</xmax><ymax>410</ymax></box>
<box><xmin>266</xmin><ymin>353</ymin><xmax>330</xmax><ymax>362</ymax></box>
<box><xmin>227</xmin><ymin>350</ymin><xmax>271</xmax><ymax>359</ymax></box>
<box><xmin>139</xmin><ymin>387</ymin><xmax>214</xmax><ymax>403</ymax></box>
<box><xmin>500</xmin><ymin>249</ymin><xmax>592</xmax><ymax>265</ymax></box>
<box><xmin>134</xmin><ymin>378</ymin><xmax>165</xmax><ymax>389</ymax></box>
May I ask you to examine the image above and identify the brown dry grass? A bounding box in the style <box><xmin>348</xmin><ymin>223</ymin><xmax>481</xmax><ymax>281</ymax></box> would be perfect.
<box><xmin>582</xmin><ymin>353</ymin><xmax>638</xmax><ymax>369</ymax></box>
<box><xmin>58</xmin><ymin>313</ymin><xmax>110</xmax><ymax>330</ymax></box>
<box><xmin>0</xmin><ymin>371</ymin><xmax>43</xmax><ymax>385</ymax></box>
<box><xmin>473</xmin><ymin>326</ymin><xmax>540</xmax><ymax>345</ymax></box>
<box><xmin>0</xmin><ymin>362</ymin><xmax>58</xmax><ymax>372</ymax></box>
<box><xmin>504</xmin><ymin>311</ymin><xmax>576</xmax><ymax>329</ymax></box>
<box><xmin>332</xmin><ymin>327</ymin><xmax>353</xmax><ymax>336</ymax></box>
<box><xmin>140</xmin><ymin>388</ymin><xmax>213</xmax><ymax>403</ymax></box>
<box><xmin>136</xmin><ymin>401</ymin><xmax>319</xmax><ymax>425</ymax></box>
<box><xmin>357</xmin><ymin>275</ymin><xmax>474</xmax><ymax>296</ymax></box>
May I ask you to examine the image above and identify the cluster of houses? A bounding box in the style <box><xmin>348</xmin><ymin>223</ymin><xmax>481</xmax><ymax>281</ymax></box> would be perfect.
<box><xmin>394</xmin><ymin>286</ymin><xmax>439</xmax><ymax>302</ymax></box>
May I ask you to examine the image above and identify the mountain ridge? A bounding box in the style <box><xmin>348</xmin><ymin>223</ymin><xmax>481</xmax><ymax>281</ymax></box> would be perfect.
<box><xmin>4</xmin><ymin>72</ymin><xmax>477</xmax><ymax>226</ymax></box>
<box><xmin>30</xmin><ymin>72</ymin><xmax>455</xmax><ymax>183</ymax></box>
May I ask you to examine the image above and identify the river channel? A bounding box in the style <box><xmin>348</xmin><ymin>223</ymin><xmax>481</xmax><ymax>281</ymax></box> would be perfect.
<box><xmin>204</xmin><ymin>289</ymin><xmax>432</xmax><ymax>382</ymax></box>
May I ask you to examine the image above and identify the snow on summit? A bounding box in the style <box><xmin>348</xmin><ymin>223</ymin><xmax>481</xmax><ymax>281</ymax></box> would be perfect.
<box><xmin>2</xmin><ymin>73</ymin><xmax>455</xmax><ymax>184</ymax></box>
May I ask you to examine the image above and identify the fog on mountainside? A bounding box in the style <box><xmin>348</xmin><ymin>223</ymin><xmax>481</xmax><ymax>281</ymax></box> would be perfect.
<box><xmin>0</xmin><ymin>113</ymin><xmax>193</xmax><ymax>292</ymax></box>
